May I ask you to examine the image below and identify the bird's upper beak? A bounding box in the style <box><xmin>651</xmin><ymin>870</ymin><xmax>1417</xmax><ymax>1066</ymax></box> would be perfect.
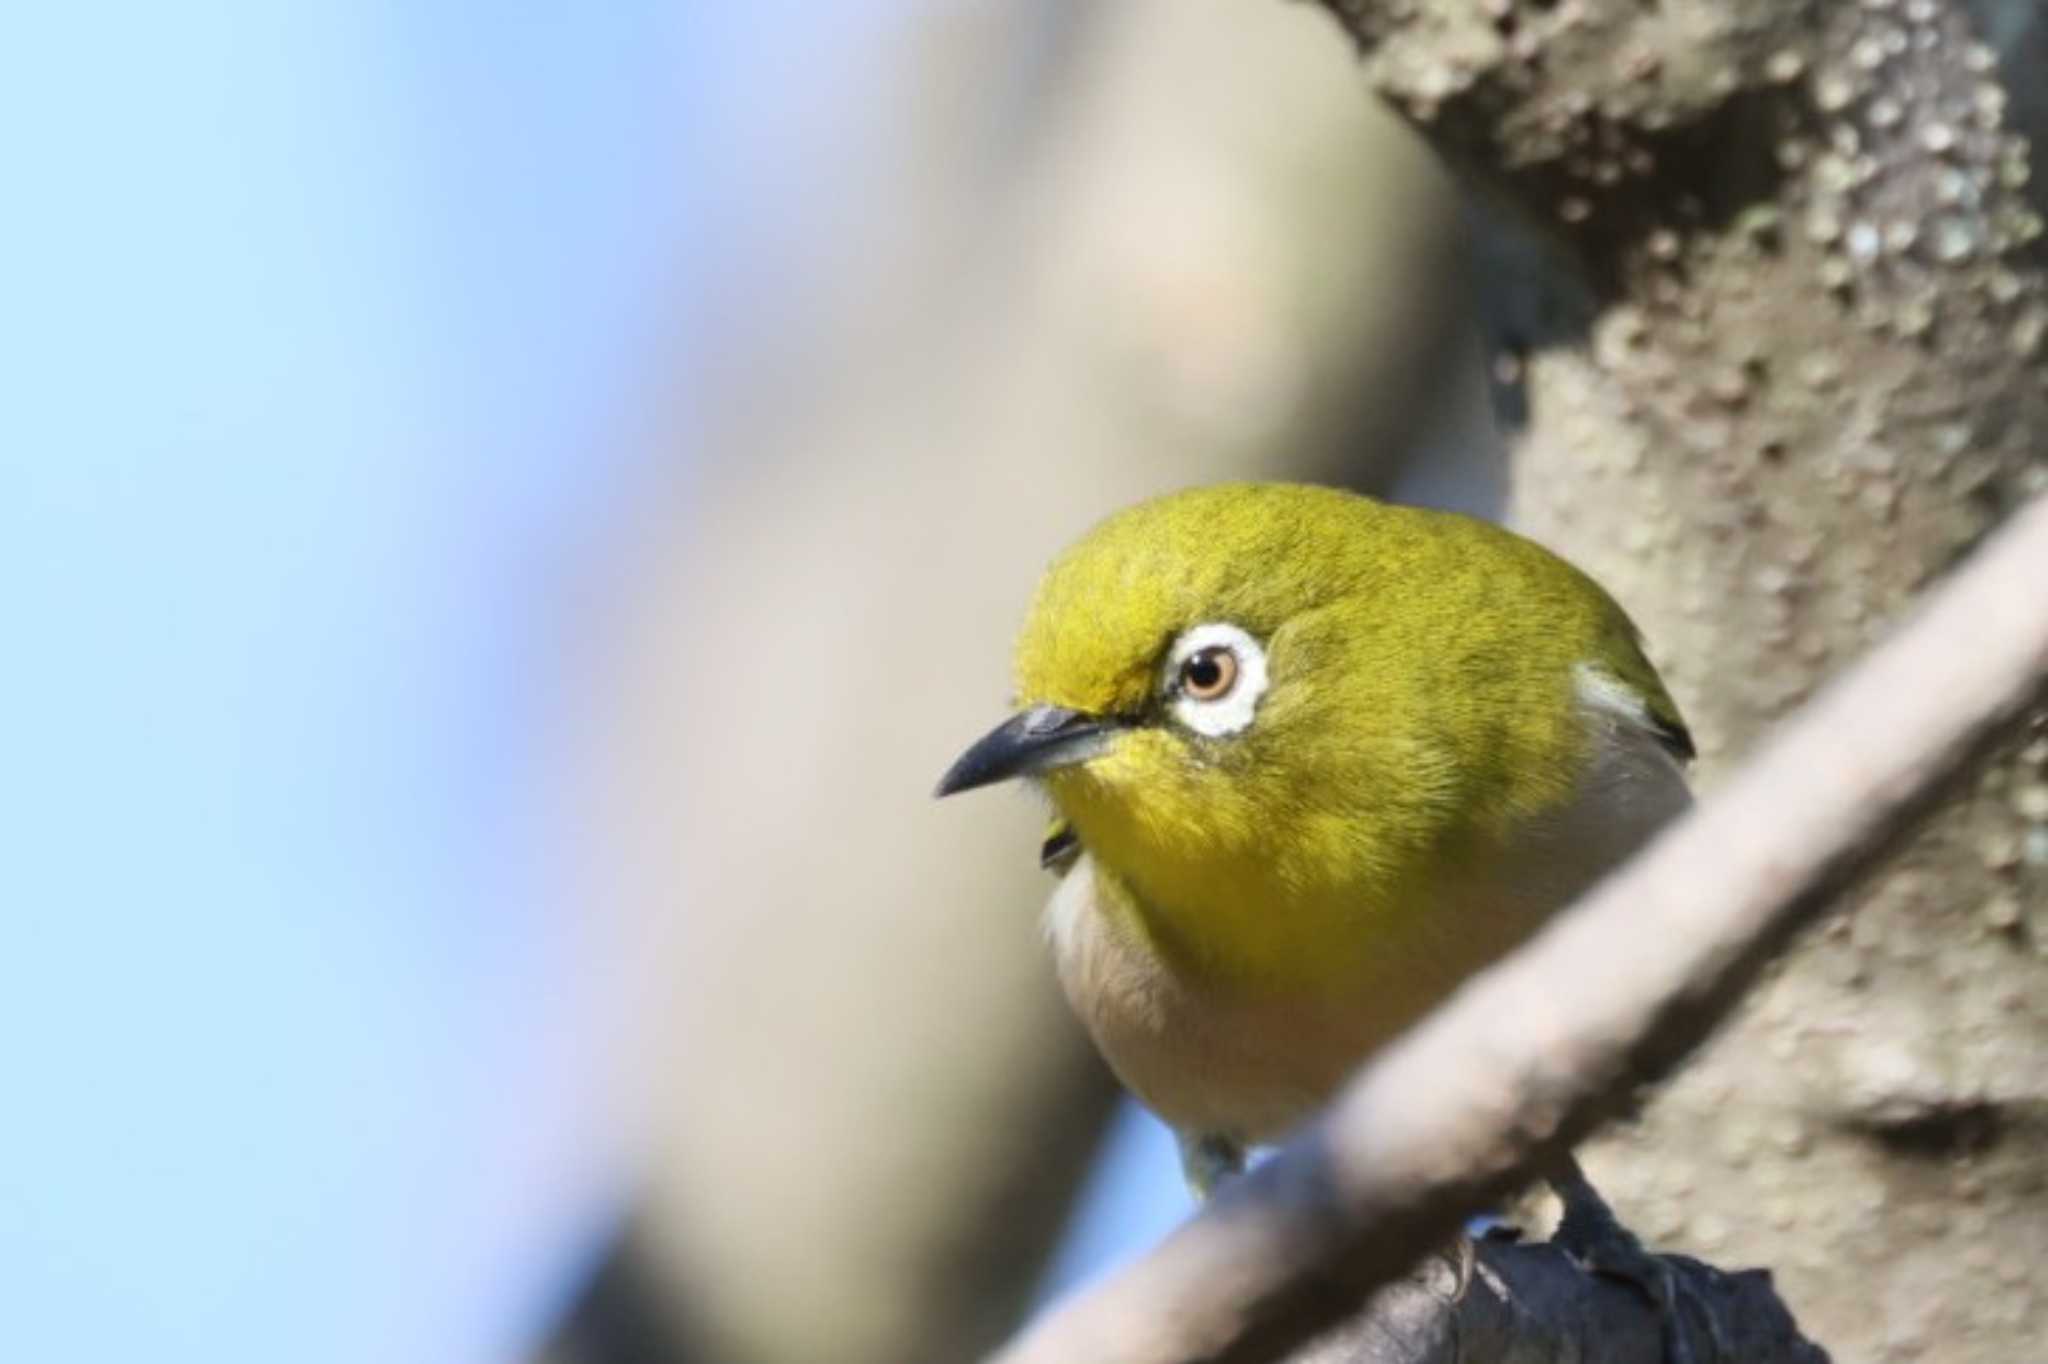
<box><xmin>935</xmin><ymin>704</ymin><xmax>1120</xmax><ymax>797</ymax></box>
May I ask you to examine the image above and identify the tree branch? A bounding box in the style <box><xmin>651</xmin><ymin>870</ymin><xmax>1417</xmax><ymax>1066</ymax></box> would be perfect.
<box><xmin>992</xmin><ymin>492</ymin><xmax>2048</xmax><ymax>1364</ymax></box>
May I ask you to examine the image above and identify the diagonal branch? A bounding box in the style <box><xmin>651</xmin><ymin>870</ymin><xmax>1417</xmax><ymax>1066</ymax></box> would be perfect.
<box><xmin>991</xmin><ymin>494</ymin><xmax>2048</xmax><ymax>1364</ymax></box>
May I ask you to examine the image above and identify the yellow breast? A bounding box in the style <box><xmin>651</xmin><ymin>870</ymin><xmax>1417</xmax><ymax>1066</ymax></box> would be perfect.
<box><xmin>1045</xmin><ymin>701</ymin><xmax>1691</xmax><ymax>1140</ymax></box>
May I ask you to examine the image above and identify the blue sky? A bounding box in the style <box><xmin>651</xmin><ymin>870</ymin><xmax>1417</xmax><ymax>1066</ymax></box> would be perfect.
<box><xmin>0</xmin><ymin>5</ymin><xmax>1185</xmax><ymax>1359</ymax></box>
<box><xmin>1</xmin><ymin>4</ymin><xmax>694</xmax><ymax>1359</ymax></box>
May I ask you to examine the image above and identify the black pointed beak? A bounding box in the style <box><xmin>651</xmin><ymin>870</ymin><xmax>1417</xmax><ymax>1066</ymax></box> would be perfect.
<box><xmin>935</xmin><ymin>705</ymin><xmax>1120</xmax><ymax>797</ymax></box>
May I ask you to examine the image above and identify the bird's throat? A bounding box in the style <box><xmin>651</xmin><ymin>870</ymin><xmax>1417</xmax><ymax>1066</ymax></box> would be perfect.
<box><xmin>1083</xmin><ymin>850</ymin><xmax>1412</xmax><ymax>995</ymax></box>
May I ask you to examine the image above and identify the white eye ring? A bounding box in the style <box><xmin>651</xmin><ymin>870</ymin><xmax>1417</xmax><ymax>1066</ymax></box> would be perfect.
<box><xmin>1162</xmin><ymin>622</ymin><xmax>1269</xmax><ymax>738</ymax></box>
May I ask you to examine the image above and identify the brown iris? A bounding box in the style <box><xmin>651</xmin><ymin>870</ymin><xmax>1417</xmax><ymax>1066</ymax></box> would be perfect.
<box><xmin>1179</xmin><ymin>645</ymin><xmax>1239</xmax><ymax>700</ymax></box>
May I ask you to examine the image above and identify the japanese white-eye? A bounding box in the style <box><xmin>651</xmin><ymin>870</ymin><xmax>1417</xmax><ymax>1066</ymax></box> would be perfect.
<box><xmin>938</xmin><ymin>482</ymin><xmax>1694</xmax><ymax>1195</ymax></box>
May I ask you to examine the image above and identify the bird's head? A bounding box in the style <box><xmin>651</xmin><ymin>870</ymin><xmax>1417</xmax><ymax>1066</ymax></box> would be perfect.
<box><xmin>936</xmin><ymin>483</ymin><xmax>1559</xmax><ymax>972</ymax></box>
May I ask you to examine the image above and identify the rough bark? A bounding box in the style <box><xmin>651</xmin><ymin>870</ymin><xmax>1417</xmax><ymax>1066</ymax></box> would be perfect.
<box><xmin>1304</xmin><ymin>1</ymin><xmax>2048</xmax><ymax>1360</ymax></box>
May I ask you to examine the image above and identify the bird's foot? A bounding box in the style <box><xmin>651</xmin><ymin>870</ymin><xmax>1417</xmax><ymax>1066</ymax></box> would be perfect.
<box><xmin>1176</xmin><ymin>1130</ymin><xmax>1246</xmax><ymax>1201</ymax></box>
<box><xmin>1549</xmin><ymin>1157</ymin><xmax>1731</xmax><ymax>1364</ymax></box>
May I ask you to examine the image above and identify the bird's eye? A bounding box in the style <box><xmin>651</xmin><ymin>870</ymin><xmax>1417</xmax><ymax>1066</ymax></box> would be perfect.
<box><xmin>1160</xmin><ymin>622</ymin><xmax>1269</xmax><ymax>739</ymax></box>
<box><xmin>1179</xmin><ymin>646</ymin><xmax>1238</xmax><ymax>700</ymax></box>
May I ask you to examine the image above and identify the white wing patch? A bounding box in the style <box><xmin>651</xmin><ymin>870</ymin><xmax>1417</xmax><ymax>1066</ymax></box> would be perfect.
<box><xmin>1570</xmin><ymin>661</ymin><xmax>1693</xmax><ymax>802</ymax></box>
<box><xmin>1572</xmin><ymin>661</ymin><xmax>1657</xmax><ymax>730</ymax></box>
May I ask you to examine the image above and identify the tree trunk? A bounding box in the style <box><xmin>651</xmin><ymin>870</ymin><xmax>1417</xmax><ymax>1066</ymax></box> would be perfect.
<box><xmin>1309</xmin><ymin>1</ymin><xmax>2048</xmax><ymax>1359</ymax></box>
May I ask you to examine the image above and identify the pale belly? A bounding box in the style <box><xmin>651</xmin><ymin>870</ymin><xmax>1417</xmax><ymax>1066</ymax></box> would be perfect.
<box><xmin>1044</xmin><ymin>710</ymin><xmax>1692</xmax><ymax>1143</ymax></box>
<box><xmin>1047</xmin><ymin>855</ymin><xmax>1550</xmax><ymax>1140</ymax></box>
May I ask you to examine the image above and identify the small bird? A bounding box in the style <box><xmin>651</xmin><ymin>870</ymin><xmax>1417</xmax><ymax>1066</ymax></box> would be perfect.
<box><xmin>938</xmin><ymin>483</ymin><xmax>1707</xmax><ymax>1343</ymax></box>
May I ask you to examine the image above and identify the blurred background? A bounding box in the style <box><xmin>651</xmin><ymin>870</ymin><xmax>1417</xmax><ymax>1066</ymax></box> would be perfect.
<box><xmin>0</xmin><ymin>4</ymin><xmax>1489</xmax><ymax>1361</ymax></box>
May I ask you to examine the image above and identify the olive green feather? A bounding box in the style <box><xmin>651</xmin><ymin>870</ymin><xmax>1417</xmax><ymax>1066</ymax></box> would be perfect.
<box><xmin>1011</xmin><ymin>483</ymin><xmax>1687</xmax><ymax>986</ymax></box>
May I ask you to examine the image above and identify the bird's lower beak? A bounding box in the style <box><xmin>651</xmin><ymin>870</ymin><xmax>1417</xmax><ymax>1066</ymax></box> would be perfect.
<box><xmin>935</xmin><ymin>705</ymin><xmax>1120</xmax><ymax>797</ymax></box>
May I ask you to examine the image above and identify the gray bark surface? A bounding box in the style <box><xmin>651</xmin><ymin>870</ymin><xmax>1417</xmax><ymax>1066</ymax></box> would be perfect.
<box><xmin>1306</xmin><ymin>1</ymin><xmax>2048</xmax><ymax>1359</ymax></box>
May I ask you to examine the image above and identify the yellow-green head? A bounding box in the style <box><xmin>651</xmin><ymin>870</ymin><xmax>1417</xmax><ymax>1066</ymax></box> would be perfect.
<box><xmin>938</xmin><ymin>483</ymin><xmax>1687</xmax><ymax>987</ymax></box>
